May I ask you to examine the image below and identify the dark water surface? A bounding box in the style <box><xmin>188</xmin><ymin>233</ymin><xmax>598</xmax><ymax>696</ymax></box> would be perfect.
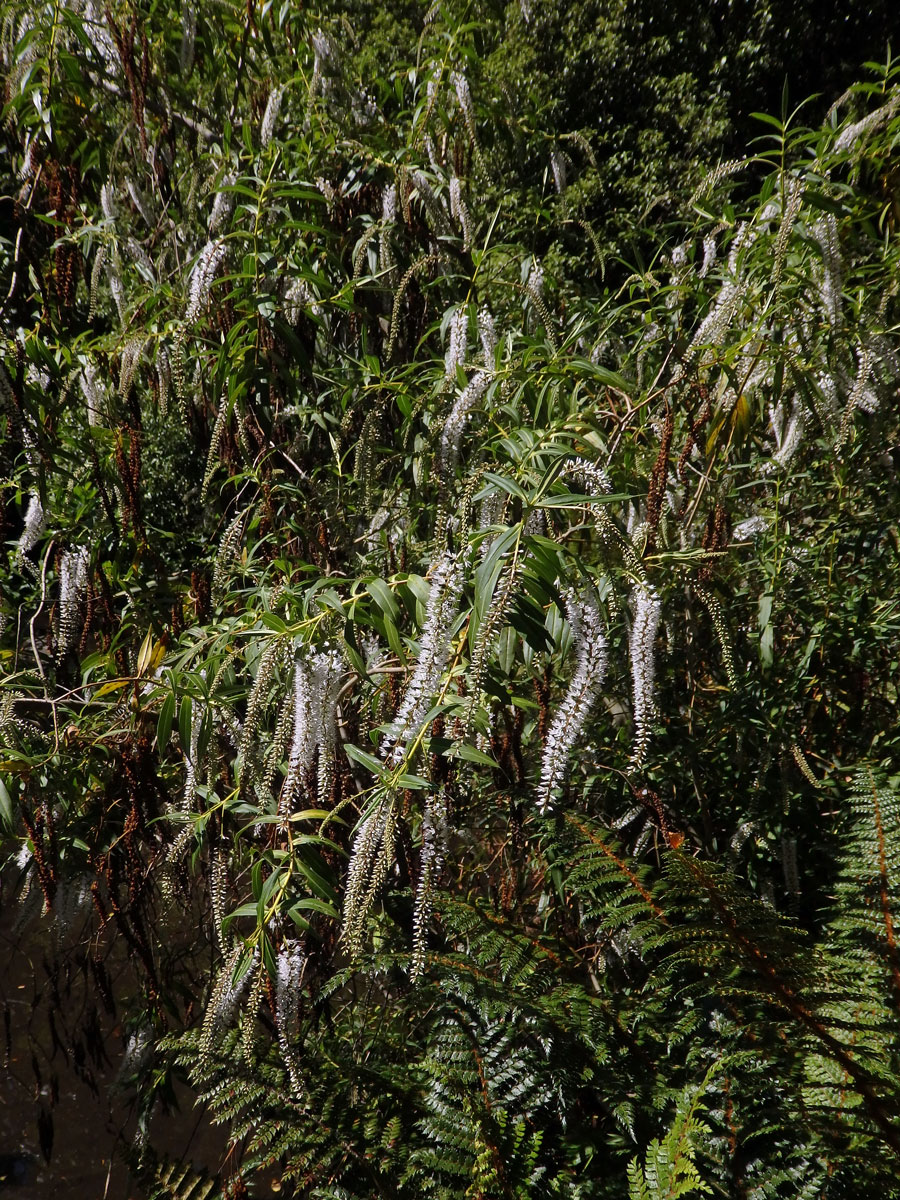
<box><xmin>1</xmin><ymin>889</ymin><xmax>231</xmax><ymax>1198</ymax></box>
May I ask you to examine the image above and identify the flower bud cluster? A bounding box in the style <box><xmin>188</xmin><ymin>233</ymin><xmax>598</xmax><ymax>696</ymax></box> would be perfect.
<box><xmin>238</xmin><ymin>638</ymin><xmax>289</xmax><ymax>789</ymax></box>
<box><xmin>684</xmin><ymin>222</ymin><xmax>758</xmax><ymax>367</ymax></box>
<box><xmin>412</xmin><ymin>787</ymin><xmax>448</xmax><ymax>979</ymax></box>
<box><xmin>478</xmin><ymin>307</ymin><xmax>497</xmax><ymax>363</ymax></box>
<box><xmin>100</xmin><ymin>181</ymin><xmax>117</xmax><ymax>222</ymax></box>
<box><xmin>550</xmin><ymin>149</ymin><xmax>567</xmax><ymax>194</ymax></box>
<box><xmin>260</xmin><ymin>87</ymin><xmax>284</xmax><ymax>147</ymax></box>
<box><xmin>276</xmin><ymin>941</ymin><xmax>305</xmax><ymax>1012</ymax></box>
<box><xmin>0</xmin><ymin>691</ymin><xmax>35</xmax><ymax>745</ymax></box>
<box><xmin>767</xmin><ymin>396</ymin><xmax>804</xmax><ymax>471</ymax></box>
<box><xmin>200</xmin><ymin>945</ymin><xmax>256</xmax><ymax>1056</ymax></box>
<box><xmin>850</xmin><ymin>345</ymin><xmax>878</xmax><ymax>414</ymax></box>
<box><xmin>107</xmin><ymin>252</ymin><xmax>126</xmax><ymax>322</ymax></box>
<box><xmin>382</xmin><ymin>183</ymin><xmax>397</xmax><ymax>225</ymax></box>
<box><xmin>57</xmin><ymin>545</ymin><xmax>90</xmax><ymax>657</ymax></box>
<box><xmin>698</xmin><ymin>233</ymin><xmax>717</xmax><ymax>278</ymax></box>
<box><xmin>380</xmin><ymin>184</ymin><xmax>398</xmax><ymax>276</ymax></box>
<box><xmin>449</xmin><ymin>177</ymin><xmax>471</xmax><ymax>250</ymax></box>
<box><xmin>183</xmin><ymin>690</ymin><xmax>205</xmax><ymax>811</ymax></box>
<box><xmin>179</xmin><ymin>2</ymin><xmax>196</xmax><ymax>75</ymax></box>
<box><xmin>281</xmin><ymin>646</ymin><xmax>343</xmax><ymax>814</ymax></box>
<box><xmin>275</xmin><ymin>941</ymin><xmax>306</xmax><ymax>1092</ymax></box>
<box><xmin>671</xmin><ymin>242</ymin><xmax>688</xmax><ymax>269</ymax></box>
<box><xmin>527</xmin><ymin>260</ymin><xmax>544</xmax><ymax>300</ymax></box>
<box><xmin>283</xmin><ymin>276</ymin><xmax>321</xmax><ymax>322</ymax></box>
<box><xmin>343</xmin><ymin>799</ymin><xmax>396</xmax><ymax>955</ymax></box>
<box><xmin>212</xmin><ymin>510</ymin><xmax>246</xmax><ymax>599</ymax></box>
<box><xmin>538</xmin><ymin>590</ymin><xmax>608</xmax><ymax>813</ymax></box>
<box><xmin>732</xmin><ymin>515</ymin><xmax>768</xmax><ymax>542</ymax></box>
<box><xmin>445</xmin><ymin>308</ymin><xmax>467</xmax><ymax>379</ymax></box>
<box><xmin>524</xmin><ymin>508</ymin><xmax>545</xmax><ymax>536</ymax></box>
<box><xmin>382</xmin><ymin>551</ymin><xmax>463</xmax><ymax>766</ymax></box>
<box><xmin>813</xmin><ymin>215</ymin><xmax>842</xmax><ymax>332</ymax></box>
<box><xmin>629</xmin><ymin>584</ymin><xmax>660</xmax><ymax>768</ymax></box>
<box><xmin>119</xmin><ymin>337</ymin><xmax>144</xmax><ymax>399</ymax></box>
<box><xmin>185</xmin><ymin>239</ymin><xmax>226</xmax><ymax>324</ymax></box>
<box><xmin>696</xmin><ymin>586</ymin><xmax>737</xmax><ymax>689</ymax></box>
<box><xmin>83</xmin><ymin>0</ymin><xmax>118</xmax><ymax>75</ymax></box>
<box><xmin>568</xmin><ymin>457</ymin><xmax>612</xmax><ymax>498</ymax></box>
<box><xmin>440</xmin><ymin>371</ymin><xmax>489</xmax><ymax>477</ymax></box>
<box><xmin>834</xmin><ymin>96</ymin><xmax>899</xmax><ymax>153</ymax></box>
<box><xmin>689</xmin><ymin>279</ymin><xmax>740</xmax><ymax>359</ymax></box>
<box><xmin>209</xmin><ymin>847</ymin><xmax>228</xmax><ymax>950</ymax></box>
<box><xmin>311</xmin><ymin>29</ymin><xmax>335</xmax><ymax>66</ymax></box>
<box><xmin>16</xmin><ymin>494</ymin><xmax>45</xmax><ymax>567</ymax></box>
<box><xmin>868</xmin><ymin>334</ymin><xmax>900</xmax><ymax>396</ymax></box>
<box><xmin>450</xmin><ymin>70</ymin><xmax>476</xmax><ymax>140</ymax></box>
<box><xmin>315</xmin><ymin>176</ymin><xmax>338</xmax><ymax>205</ymax></box>
<box><xmin>19</xmin><ymin>138</ymin><xmax>36</xmax><ymax>183</ymax></box>
<box><xmin>208</xmin><ymin>176</ymin><xmax>235</xmax><ymax>233</ymax></box>
<box><xmin>310</xmin><ymin>29</ymin><xmax>337</xmax><ymax>97</ymax></box>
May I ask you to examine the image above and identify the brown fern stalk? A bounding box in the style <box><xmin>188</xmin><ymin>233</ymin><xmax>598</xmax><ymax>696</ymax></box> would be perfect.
<box><xmin>869</xmin><ymin>773</ymin><xmax>900</xmax><ymax>1012</ymax></box>
<box><xmin>680</xmin><ymin>853</ymin><xmax>900</xmax><ymax>1156</ymax></box>
<box><xmin>564</xmin><ymin>814</ymin><xmax>664</xmax><ymax>918</ymax></box>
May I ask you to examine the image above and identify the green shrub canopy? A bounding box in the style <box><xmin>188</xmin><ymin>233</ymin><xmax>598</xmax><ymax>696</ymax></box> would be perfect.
<box><xmin>2</xmin><ymin>3</ymin><xmax>900</xmax><ymax>1195</ymax></box>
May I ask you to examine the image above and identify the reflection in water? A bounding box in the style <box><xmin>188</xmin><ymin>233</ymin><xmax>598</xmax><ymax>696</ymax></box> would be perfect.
<box><xmin>0</xmin><ymin>877</ymin><xmax>229</xmax><ymax>1197</ymax></box>
<box><xmin>0</xmin><ymin>1153</ymin><xmax>33</xmax><ymax>1188</ymax></box>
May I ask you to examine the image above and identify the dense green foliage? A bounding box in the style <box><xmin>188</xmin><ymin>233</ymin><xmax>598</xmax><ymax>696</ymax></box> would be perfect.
<box><xmin>2</xmin><ymin>1</ymin><xmax>900</xmax><ymax>1196</ymax></box>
